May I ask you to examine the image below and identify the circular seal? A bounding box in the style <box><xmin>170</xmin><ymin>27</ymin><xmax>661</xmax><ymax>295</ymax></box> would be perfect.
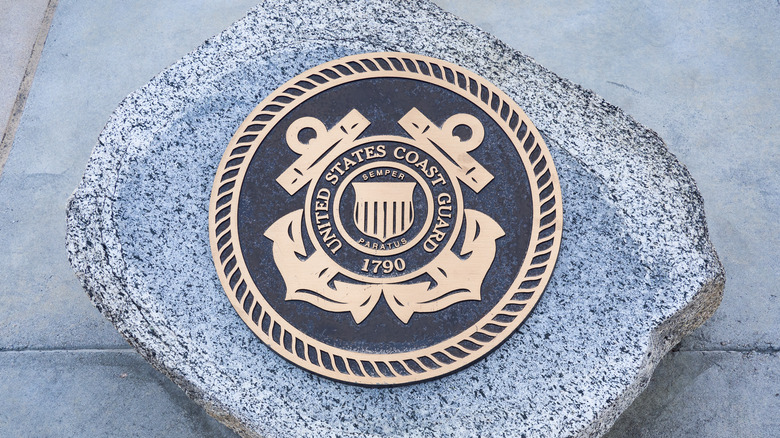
<box><xmin>209</xmin><ymin>52</ymin><xmax>562</xmax><ymax>385</ymax></box>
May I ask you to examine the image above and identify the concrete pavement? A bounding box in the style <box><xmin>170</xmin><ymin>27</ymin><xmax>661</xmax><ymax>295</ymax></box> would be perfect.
<box><xmin>1</xmin><ymin>0</ymin><xmax>777</xmax><ymax>436</ymax></box>
<box><xmin>0</xmin><ymin>1</ymin><xmax>258</xmax><ymax>436</ymax></box>
<box><xmin>0</xmin><ymin>0</ymin><xmax>52</xmax><ymax>171</ymax></box>
<box><xmin>0</xmin><ymin>350</ymin><xmax>237</xmax><ymax>437</ymax></box>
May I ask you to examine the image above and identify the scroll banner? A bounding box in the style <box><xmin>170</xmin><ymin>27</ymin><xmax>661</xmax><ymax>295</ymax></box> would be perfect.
<box><xmin>264</xmin><ymin>208</ymin><xmax>504</xmax><ymax>324</ymax></box>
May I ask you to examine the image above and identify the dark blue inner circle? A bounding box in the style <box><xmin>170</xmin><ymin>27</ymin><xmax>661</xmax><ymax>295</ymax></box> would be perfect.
<box><xmin>310</xmin><ymin>140</ymin><xmax>457</xmax><ymax>279</ymax></box>
<box><xmin>237</xmin><ymin>77</ymin><xmax>534</xmax><ymax>354</ymax></box>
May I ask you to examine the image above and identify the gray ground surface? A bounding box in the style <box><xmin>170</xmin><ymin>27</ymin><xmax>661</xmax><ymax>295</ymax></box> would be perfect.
<box><xmin>0</xmin><ymin>0</ymin><xmax>47</xmax><ymax>131</ymax></box>
<box><xmin>0</xmin><ymin>0</ymin><xmax>776</xmax><ymax>436</ymax></box>
<box><xmin>0</xmin><ymin>0</ymin><xmax>47</xmax><ymax>130</ymax></box>
<box><xmin>0</xmin><ymin>0</ymin><xmax>50</xmax><ymax>168</ymax></box>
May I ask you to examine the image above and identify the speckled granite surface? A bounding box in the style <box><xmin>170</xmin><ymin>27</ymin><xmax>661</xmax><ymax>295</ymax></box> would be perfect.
<box><xmin>65</xmin><ymin>1</ymin><xmax>723</xmax><ymax>437</ymax></box>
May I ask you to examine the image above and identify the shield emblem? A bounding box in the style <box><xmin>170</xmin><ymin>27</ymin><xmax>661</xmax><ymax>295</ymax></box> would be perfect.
<box><xmin>352</xmin><ymin>182</ymin><xmax>416</xmax><ymax>242</ymax></box>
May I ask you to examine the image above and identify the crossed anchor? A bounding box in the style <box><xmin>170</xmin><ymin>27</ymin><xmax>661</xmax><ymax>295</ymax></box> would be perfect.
<box><xmin>264</xmin><ymin>108</ymin><xmax>505</xmax><ymax>324</ymax></box>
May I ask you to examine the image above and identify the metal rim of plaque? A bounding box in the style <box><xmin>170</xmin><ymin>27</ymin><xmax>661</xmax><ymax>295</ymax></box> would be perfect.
<box><xmin>209</xmin><ymin>52</ymin><xmax>562</xmax><ymax>385</ymax></box>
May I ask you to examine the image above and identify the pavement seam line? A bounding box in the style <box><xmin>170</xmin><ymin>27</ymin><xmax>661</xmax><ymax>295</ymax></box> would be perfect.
<box><xmin>0</xmin><ymin>347</ymin><xmax>134</xmax><ymax>354</ymax></box>
<box><xmin>676</xmin><ymin>346</ymin><xmax>780</xmax><ymax>354</ymax></box>
<box><xmin>0</xmin><ymin>0</ymin><xmax>59</xmax><ymax>177</ymax></box>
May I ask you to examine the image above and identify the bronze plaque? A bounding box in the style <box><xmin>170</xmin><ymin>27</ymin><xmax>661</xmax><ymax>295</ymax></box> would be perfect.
<box><xmin>209</xmin><ymin>52</ymin><xmax>562</xmax><ymax>385</ymax></box>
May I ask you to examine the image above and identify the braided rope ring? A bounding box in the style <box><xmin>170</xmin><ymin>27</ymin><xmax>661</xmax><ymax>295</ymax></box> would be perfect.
<box><xmin>209</xmin><ymin>52</ymin><xmax>562</xmax><ymax>385</ymax></box>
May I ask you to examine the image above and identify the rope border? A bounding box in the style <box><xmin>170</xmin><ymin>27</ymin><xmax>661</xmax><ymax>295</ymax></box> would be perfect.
<box><xmin>209</xmin><ymin>52</ymin><xmax>562</xmax><ymax>385</ymax></box>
